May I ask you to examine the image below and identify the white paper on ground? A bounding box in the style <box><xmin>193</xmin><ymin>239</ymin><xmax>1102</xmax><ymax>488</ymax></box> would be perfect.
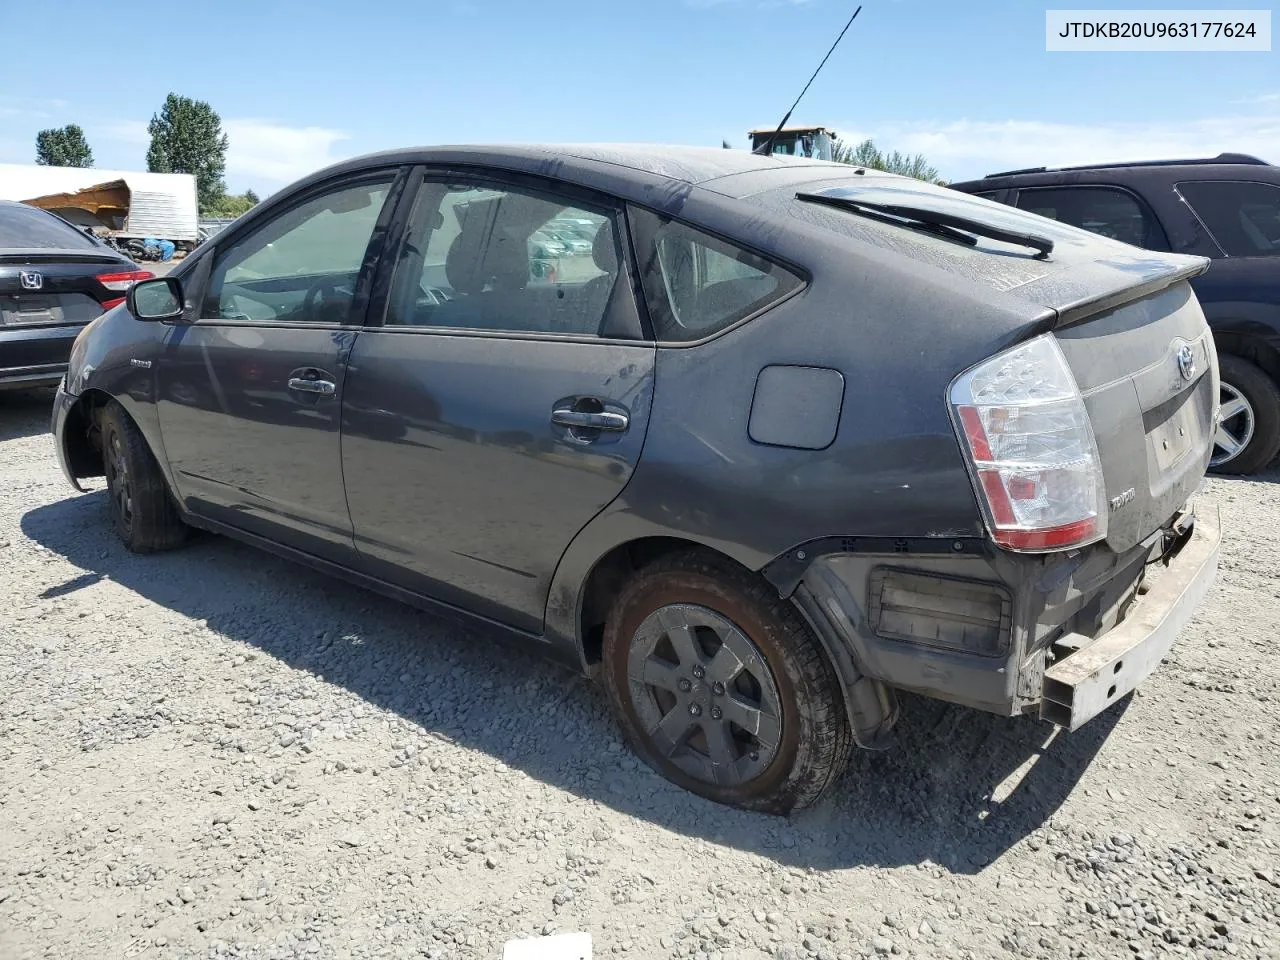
<box><xmin>502</xmin><ymin>931</ymin><xmax>592</xmax><ymax>960</ymax></box>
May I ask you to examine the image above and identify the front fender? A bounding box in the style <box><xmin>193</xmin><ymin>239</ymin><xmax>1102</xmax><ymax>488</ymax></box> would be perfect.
<box><xmin>51</xmin><ymin>380</ymin><xmax>88</xmax><ymax>491</ymax></box>
<box><xmin>62</xmin><ymin>305</ymin><xmax>176</xmax><ymax>492</ymax></box>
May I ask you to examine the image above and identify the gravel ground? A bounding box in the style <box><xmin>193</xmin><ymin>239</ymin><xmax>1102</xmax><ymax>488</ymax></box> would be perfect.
<box><xmin>1</xmin><ymin>387</ymin><xmax>1278</xmax><ymax>960</ymax></box>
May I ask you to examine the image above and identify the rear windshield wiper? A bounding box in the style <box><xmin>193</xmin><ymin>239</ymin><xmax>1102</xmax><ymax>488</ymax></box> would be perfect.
<box><xmin>796</xmin><ymin>192</ymin><xmax>1055</xmax><ymax>259</ymax></box>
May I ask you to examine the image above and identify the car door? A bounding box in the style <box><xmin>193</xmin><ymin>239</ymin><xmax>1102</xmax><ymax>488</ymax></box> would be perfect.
<box><xmin>340</xmin><ymin>171</ymin><xmax>655</xmax><ymax>632</ymax></box>
<box><xmin>156</xmin><ymin>171</ymin><xmax>403</xmax><ymax>564</ymax></box>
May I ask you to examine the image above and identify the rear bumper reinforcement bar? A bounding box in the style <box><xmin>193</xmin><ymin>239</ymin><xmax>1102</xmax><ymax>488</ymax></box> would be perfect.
<box><xmin>1040</xmin><ymin>503</ymin><xmax>1221</xmax><ymax>731</ymax></box>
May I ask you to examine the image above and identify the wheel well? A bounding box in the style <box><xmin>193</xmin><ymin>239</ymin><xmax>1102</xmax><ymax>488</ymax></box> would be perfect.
<box><xmin>1214</xmin><ymin>331</ymin><xmax>1280</xmax><ymax>387</ymax></box>
<box><xmin>577</xmin><ymin>537</ymin><xmax>752</xmax><ymax>666</ymax></box>
<box><xmin>62</xmin><ymin>389</ymin><xmax>114</xmax><ymax>480</ymax></box>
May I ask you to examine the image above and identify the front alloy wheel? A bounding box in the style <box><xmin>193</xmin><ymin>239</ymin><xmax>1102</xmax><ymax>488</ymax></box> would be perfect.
<box><xmin>104</xmin><ymin>425</ymin><xmax>134</xmax><ymax>536</ymax></box>
<box><xmin>98</xmin><ymin>400</ymin><xmax>188</xmax><ymax>553</ymax></box>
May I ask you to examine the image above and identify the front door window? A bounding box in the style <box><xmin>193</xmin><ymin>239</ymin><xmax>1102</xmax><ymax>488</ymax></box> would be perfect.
<box><xmin>203</xmin><ymin>179</ymin><xmax>394</xmax><ymax>325</ymax></box>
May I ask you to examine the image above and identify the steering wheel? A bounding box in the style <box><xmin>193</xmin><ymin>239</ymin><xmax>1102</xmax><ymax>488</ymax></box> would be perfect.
<box><xmin>303</xmin><ymin>278</ymin><xmax>346</xmax><ymax>321</ymax></box>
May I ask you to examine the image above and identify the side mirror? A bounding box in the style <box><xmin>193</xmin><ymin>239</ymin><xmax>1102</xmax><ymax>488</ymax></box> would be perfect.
<box><xmin>127</xmin><ymin>277</ymin><xmax>184</xmax><ymax>322</ymax></box>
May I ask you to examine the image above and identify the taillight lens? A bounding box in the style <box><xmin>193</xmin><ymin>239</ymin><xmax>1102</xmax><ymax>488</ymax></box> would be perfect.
<box><xmin>950</xmin><ymin>334</ymin><xmax>1107</xmax><ymax>552</ymax></box>
<box><xmin>97</xmin><ymin>269</ymin><xmax>154</xmax><ymax>292</ymax></box>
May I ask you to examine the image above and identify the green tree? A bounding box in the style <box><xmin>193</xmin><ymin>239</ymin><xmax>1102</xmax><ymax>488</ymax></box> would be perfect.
<box><xmin>833</xmin><ymin>138</ymin><xmax>943</xmax><ymax>184</ymax></box>
<box><xmin>34</xmin><ymin>124</ymin><xmax>94</xmax><ymax>167</ymax></box>
<box><xmin>204</xmin><ymin>190</ymin><xmax>260</xmax><ymax>219</ymax></box>
<box><xmin>146</xmin><ymin>93</ymin><xmax>230</xmax><ymax>214</ymax></box>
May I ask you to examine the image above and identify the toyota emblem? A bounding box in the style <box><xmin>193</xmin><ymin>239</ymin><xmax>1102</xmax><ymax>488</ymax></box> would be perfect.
<box><xmin>1176</xmin><ymin>344</ymin><xmax>1196</xmax><ymax>382</ymax></box>
<box><xmin>19</xmin><ymin>270</ymin><xmax>43</xmax><ymax>291</ymax></box>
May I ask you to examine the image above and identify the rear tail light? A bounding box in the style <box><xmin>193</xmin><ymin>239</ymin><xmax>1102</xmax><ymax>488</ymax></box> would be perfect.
<box><xmin>97</xmin><ymin>269</ymin><xmax>154</xmax><ymax>292</ymax></box>
<box><xmin>949</xmin><ymin>334</ymin><xmax>1107</xmax><ymax>552</ymax></box>
<box><xmin>97</xmin><ymin>270</ymin><xmax>153</xmax><ymax>313</ymax></box>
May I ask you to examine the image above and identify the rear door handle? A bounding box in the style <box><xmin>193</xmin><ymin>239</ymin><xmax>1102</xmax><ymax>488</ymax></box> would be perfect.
<box><xmin>288</xmin><ymin>377</ymin><xmax>336</xmax><ymax>396</ymax></box>
<box><xmin>551</xmin><ymin>408</ymin><xmax>629</xmax><ymax>431</ymax></box>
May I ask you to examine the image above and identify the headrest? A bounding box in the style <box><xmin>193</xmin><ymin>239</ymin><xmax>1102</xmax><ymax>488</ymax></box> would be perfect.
<box><xmin>486</xmin><ymin>236</ymin><xmax>529</xmax><ymax>291</ymax></box>
<box><xmin>592</xmin><ymin>225</ymin><xmax>617</xmax><ymax>274</ymax></box>
<box><xmin>445</xmin><ymin>233</ymin><xmax>484</xmax><ymax>295</ymax></box>
<box><xmin>445</xmin><ymin>233</ymin><xmax>528</xmax><ymax>294</ymax></box>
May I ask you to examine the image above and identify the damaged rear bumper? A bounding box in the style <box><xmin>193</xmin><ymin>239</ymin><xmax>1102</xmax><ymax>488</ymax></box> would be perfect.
<box><xmin>1039</xmin><ymin>504</ymin><xmax>1220</xmax><ymax>730</ymax></box>
<box><xmin>783</xmin><ymin>499</ymin><xmax>1220</xmax><ymax>742</ymax></box>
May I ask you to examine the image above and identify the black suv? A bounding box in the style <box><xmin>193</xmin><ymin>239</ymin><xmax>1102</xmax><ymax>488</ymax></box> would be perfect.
<box><xmin>952</xmin><ymin>153</ymin><xmax>1280</xmax><ymax>474</ymax></box>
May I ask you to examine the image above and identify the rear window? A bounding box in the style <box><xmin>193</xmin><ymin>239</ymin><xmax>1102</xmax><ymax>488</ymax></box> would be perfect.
<box><xmin>1176</xmin><ymin>180</ymin><xmax>1280</xmax><ymax>257</ymax></box>
<box><xmin>0</xmin><ymin>202</ymin><xmax>99</xmax><ymax>250</ymax></box>
<box><xmin>629</xmin><ymin>207</ymin><xmax>803</xmax><ymax>342</ymax></box>
<box><xmin>1013</xmin><ymin>186</ymin><xmax>1169</xmax><ymax>250</ymax></box>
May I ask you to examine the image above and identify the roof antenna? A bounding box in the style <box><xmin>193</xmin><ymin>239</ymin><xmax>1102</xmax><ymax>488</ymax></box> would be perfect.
<box><xmin>753</xmin><ymin>4</ymin><xmax>862</xmax><ymax>156</ymax></box>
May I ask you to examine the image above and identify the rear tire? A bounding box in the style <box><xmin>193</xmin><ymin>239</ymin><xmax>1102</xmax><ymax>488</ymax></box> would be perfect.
<box><xmin>601</xmin><ymin>551</ymin><xmax>851</xmax><ymax>815</ymax></box>
<box><xmin>100</xmin><ymin>401</ymin><xmax>187</xmax><ymax>553</ymax></box>
<box><xmin>1210</xmin><ymin>355</ymin><xmax>1280</xmax><ymax>475</ymax></box>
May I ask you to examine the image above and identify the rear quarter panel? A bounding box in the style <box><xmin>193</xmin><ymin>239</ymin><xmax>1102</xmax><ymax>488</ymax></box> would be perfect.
<box><xmin>545</xmin><ymin>186</ymin><xmax>1054</xmax><ymax>647</ymax></box>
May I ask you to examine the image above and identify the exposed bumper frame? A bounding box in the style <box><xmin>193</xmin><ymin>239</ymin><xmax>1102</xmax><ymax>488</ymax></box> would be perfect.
<box><xmin>1040</xmin><ymin>503</ymin><xmax>1220</xmax><ymax>730</ymax></box>
<box><xmin>51</xmin><ymin>378</ymin><xmax>87</xmax><ymax>492</ymax></box>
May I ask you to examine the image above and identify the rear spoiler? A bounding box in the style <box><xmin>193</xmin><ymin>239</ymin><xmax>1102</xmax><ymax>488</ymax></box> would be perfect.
<box><xmin>0</xmin><ymin>248</ymin><xmax>123</xmax><ymax>262</ymax></box>
<box><xmin>1052</xmin><ymin>256</ymin><xmax>1211</xmax><ymax>330</ymax></box>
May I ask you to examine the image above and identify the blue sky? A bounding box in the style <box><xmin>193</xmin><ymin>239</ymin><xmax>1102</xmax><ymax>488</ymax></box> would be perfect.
<box><xmin>1</xmin><ymin>0</ymin><xmax>1276</xmax><ymax>194</ymax></box>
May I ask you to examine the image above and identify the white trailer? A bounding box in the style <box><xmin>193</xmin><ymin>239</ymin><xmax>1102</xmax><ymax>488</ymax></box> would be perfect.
<box><xmin>0</xmin><ymin>164</ymin><xmax>199</xmax><ymax>246</ymax></box>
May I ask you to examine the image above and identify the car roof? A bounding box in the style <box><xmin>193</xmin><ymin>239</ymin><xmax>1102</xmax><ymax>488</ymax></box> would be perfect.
<box><xmin>0</xmin><ymin>196</ymin><xmax>77</xmax><ymax>226</ymax></box>
<box><xmin>951</xmin><ymin>153</ymin><xmax>1277</xmax><ymax>192</ymax></box>
<box><xmin>291</xmin><ymin>143</ymin><xmax>850</xmax><ymax>198</ymax></box>
<box><xmin>1</xmin><ymin>197</ymin><xmax>41</xmax><ymax>213</ymax></box>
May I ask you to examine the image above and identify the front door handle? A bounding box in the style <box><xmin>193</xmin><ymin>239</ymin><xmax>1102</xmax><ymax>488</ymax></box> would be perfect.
<box><xmin>551</xmin><ymin>408</ymin><xmax>629</xmax><ymax>432</ymax></box>
<box><xmin>288</xmin><ymin>377</ymin><xmax>336</xmax><ymax>396</ymax></box>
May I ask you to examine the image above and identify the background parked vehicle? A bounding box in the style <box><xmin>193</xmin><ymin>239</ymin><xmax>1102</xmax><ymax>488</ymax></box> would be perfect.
<box><xmin>53</xmin><ymin>145</ymin><xmax>1218</xmax><ymax>813</ymax></box>
<box><xmin>951</xmin><ymin>153</ymin><xmax>1280</xmax><ymax>474</ymax></box>
<box><xmin>0</xmin><ymin>164</ymin><xmax>199</xmax><ymax>255</ymax></box>
<box><xmin>0</xmin><ymin>200</ymin><xmax>151</xmax><ymax>390</ymax></box>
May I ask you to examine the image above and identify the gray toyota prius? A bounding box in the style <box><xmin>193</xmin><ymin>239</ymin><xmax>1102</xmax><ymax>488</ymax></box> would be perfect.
<box><xmin>52</xmin><ymin>144</ymin><xmax>1222</xmax><ymax>813</ymax></box>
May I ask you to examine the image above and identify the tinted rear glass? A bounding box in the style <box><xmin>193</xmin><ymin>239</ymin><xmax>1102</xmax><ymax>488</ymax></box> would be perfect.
<box><xmin>1013</xmin><ymin>186</ymin><xmax>1169</xmax><ymax>250</ymax></box>
<box><xmin>1177</xmin><ymin>180</ymin><xmax>1280</xmax><ymax>257</ymax></box>
<box><xmin>629</xmin><ymin>207</ymin><xmax>804</xmax><ymax>342</ymax></box>
<box><xmin>0</xmin><ymin>203</ymin><xmax>99</xmax><ymax>250</ymax></box>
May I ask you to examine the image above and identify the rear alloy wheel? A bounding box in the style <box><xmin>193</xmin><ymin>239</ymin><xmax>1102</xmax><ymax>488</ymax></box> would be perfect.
<box><xmin>602</xmin><ymin>552</ymin><xmax>851</xmax><ymax>814</ymax></box>
<box><xmin>100</xmin><ymin>401</ymin><xmax>188</xmax><ymax>553</ymax></box>
<box><xmin>627</xmin><ymin>604</ymin><xmax>784</xmax><ymax>787</ymax></box>
<box><xmin>1210</xmin><ymin>355</ymin><xmax>1280</xmax><ymax>475</ymax></box>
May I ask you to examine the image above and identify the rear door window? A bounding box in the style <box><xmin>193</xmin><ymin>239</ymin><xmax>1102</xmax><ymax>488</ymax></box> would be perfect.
<box><xmin>383</xmin><ymin>178</ymin><xmax>635</xmax><ymax>338</ymax></box>
<box><xmin>629</xmin><ymin>208</ymin><xmax>804</xmax><ymax>342</ymax></box>
<box><xmin>1013</xmin><ymin>186</ymin><xmax>1170</xmax><ymax>251</ymax></box>
<box><xmin>0</xmin><ymin>203</ymin><xmax>100</xmax><ymax>250</ymax></box>
<box><xmin>1176</xmin><ymin>180</ymin><xmax>1280</xmax><ymax>257</ymax></box>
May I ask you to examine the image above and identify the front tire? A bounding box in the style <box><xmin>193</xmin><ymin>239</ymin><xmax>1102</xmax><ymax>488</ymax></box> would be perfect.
<box><xmin>601</xmin><ymin>552</ymin><xmax>851</xmax><ymax>814</ymax></box>
<box><xmin>1210</xmin><ymin>355</ymin><xmax>1280</xmax><ymax>475</ymax></box>
<box><xmin>100</xmin><ymin>401</ymin><xmax>187</xmax><ymax>553</ymax></box>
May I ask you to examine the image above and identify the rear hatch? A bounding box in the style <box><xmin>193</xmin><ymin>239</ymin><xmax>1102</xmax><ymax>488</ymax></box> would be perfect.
<box><xmin>0</xmin><ymin>249</ymin><xmax>128</xmax><ymax>328</ymax></box>
<box><xmin>781</xmin><ymin>177</ymin><xmax>1215</xmax><ymax>554</ymax></box>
